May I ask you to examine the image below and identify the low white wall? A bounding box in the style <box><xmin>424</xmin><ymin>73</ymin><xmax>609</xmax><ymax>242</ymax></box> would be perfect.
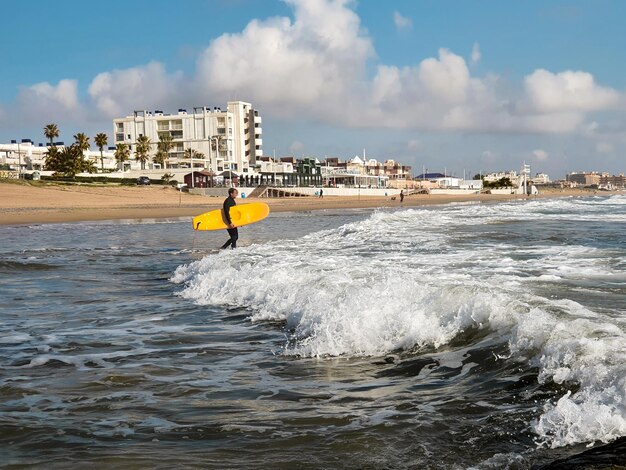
<box><xmin>430</xmin><ymin>189</ymin><xmax>480</xmax><ymax>195</ymax></box>
<box><xmin>487</xmin><ymin>188</ymin><xmax>522</xmax><ymax>195</ymax></box>
<box><xmin>275</xmin><ymin>187</ymin><xmax>401</xmax><ymax>197</ymax></box>
<box><xmin>189</xmin><ymin>186</ymin><xmax>401</xmax><ymax>198</ymax></box>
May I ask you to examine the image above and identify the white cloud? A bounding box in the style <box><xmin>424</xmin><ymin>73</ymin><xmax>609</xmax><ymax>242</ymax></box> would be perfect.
<box><xmin>6</xmin><ymin>79</ymin><xmax>83</xmax><ymax>127</ymax></box>
<box><xmin>88</xmin><ymin>62</ymin><xmax>184</xmax><ymax>117</ymax></box>
<box><xmin>471</xmin><ymin>42</ymin><xmax>481</xmax><ymax>64</ymax></box>
<box><xmin>195</xmin><ymin>0</ymin><xmax>373</xmax><ymax>115</ymax></box>
<box><xmin>393</xmin><ymin>11</ymin><xmax>412</xmax><ymax>30</ymax></box>
<box><xmin>25</xmin><ymin>79</ymin><xmax>79</xmax><ymax>110</ymax></box>
<box><xmin>521</xmin><ymin>69</ymin><xmax>622</xmax><ymax>113</ymax></box>
<box><xmin>532</xmin><ymin>149</ymin><xmax>549</xmax><ymax>161</ymax></box>
<box><xmin>2</xmin><ymin>0</ymin><xmax>625</xmax><ymax>144</ymax></box>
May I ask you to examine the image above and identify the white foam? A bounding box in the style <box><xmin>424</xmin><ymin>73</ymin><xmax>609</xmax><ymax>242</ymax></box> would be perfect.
<box><xmin>173</xmin><ymin>197</ymin><xmax>626</xmax><ymax>448</ymax></box>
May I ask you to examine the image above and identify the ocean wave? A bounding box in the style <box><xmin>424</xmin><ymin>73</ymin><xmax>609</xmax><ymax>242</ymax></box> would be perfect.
<box><xmin>172</xmin><ymin>197</ymin><xmax>626</xmax><ymax>448</ymax></box>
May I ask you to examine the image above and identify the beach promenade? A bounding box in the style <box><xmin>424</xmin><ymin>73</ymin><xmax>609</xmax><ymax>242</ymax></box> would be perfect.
<box><xmin>0</xmin><ymin>181</ymin><xmax>600</xmax><ymax>225</ymax></box>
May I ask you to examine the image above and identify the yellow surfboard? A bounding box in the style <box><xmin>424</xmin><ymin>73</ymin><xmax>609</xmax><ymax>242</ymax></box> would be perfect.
<box><xmin>192</xmin><ymin>202</ymin><xmax>270</xmax><ymax>231</ymax></box>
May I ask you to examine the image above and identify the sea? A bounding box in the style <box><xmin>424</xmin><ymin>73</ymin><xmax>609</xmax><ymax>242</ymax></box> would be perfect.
<box><xmin>1</xmin><ymin>195</ymin><xmax>626</xmax><ymax>469</ymax></box>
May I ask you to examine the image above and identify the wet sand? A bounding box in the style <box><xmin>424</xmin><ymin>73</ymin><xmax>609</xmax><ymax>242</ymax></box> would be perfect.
<box><xmin>0</xmin><ymin>181</ymin><xmax>602</xmax><ymax>225</ymax></box>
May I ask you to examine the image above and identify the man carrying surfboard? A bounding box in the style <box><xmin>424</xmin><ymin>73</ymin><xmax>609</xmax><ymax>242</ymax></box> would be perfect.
<box><xmin>220</xmin><ymin>188</ymin><xmax>239</xmax><ymax>249</ymax></box>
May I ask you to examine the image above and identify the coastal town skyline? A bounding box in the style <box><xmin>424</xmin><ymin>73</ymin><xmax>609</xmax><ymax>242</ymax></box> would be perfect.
<box><xmin>1</xmin><ymin>0</ymin><xmax>626</xmax><ymax>177</ymax></box>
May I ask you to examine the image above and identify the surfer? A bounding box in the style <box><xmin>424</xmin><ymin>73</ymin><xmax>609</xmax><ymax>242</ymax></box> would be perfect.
<box><xmin>400</xmin><ymin>190</ymin><xmax>404</xmax><ymax>203</ymax></box>
<box><xmin>220</xmin><ymin>188</ymin><xmax>239</xmax><ymax>249</ymax></box>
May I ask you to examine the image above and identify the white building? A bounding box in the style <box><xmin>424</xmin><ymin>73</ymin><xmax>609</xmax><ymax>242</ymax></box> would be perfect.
<box><xmin>531</xmin><ymin>173</ymin><xmax>551</xmax><ymax>184</ymax></box>
<box><xmin>0</xmin><ymin>141</ymin><xmax>118</xmax><ymax>173</ymax></box>
<box><xmin>484</xmin><ymin>170</ymin><xmax>520</xmax><ymax>185</ymax></box>
<box><xmin>113</xmin><ymin>101</ymin><xmax>262</xmax><ymax>175</ymax></box>
<box><xmin>0</xmin><ymin>141</ymin><xmax>48</xmax><ymax>172</ymax></box>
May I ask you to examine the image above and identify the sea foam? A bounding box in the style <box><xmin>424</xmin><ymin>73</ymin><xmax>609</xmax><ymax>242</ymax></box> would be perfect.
<box><xmin>172</xmin><ymin>199</ymin><xmax>626</xmax><ymax>448</ymax></box>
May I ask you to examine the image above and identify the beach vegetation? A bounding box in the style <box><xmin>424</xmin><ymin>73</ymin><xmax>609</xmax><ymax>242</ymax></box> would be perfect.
<box><xmin>154</xmin><ymin>134</ymin><xmax>173</xmax><ymax>168</ymax></box>
<box><xmin>161</xmin><ymin>172</ymin><xmax>175</xmax><ymax>183</ymax></box>
<box><xmin>114</xmin><ymin>143</ymin><xmax>131</xmax><ymax>168</ymax></box>
<box><xmin>483</xmin><ymin>177</ymin><xmax>514</xmax><ymax>189</ymax></box>
<box><xmin>44</xmin><ymin>144</ymin><xmax>96</xmax><ymax>177</ymax></box>
<box><xmin>184</xmin><ymin>148</ymin><xmax>204</xmax><ymax>161</ymax></box>
<box><xmin>94</xmin><ymin>133</ymin><xmax>108</xmax><ymax>171</ymax></box>
<box><xmin>136</xmin><ymin>135</ymin><xmax>152</xmax><ymax>170</ymax></box>
<box><xmin>43</xmin><ymin>123</ymin><xmax>59</xmax><ymax>146</ymax></box>
<box><xmin>74</xmin><ymin>133</ymin><xmax>90</xmax><ymax>152</ymax></box>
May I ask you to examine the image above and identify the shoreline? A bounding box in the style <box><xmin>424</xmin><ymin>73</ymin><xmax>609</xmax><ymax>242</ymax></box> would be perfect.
<box><xmin>0</xmin><ymin>181</ymin><xmax>614</xmax><ymax>226</ymax></box>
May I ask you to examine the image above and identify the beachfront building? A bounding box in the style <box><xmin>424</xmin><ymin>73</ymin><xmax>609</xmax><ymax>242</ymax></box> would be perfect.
<box><xmin>484</xmin><ymin>170</ymin><xmax>521</xmax><ymax>186</ymax></box>
<box><xmin>412</xmin><ymin>172</ymin><xmax>483</xmax><ymax>194</ymax></box>
<box><xmin>321</xmin><ymin>156</ymin><xmax>387</xmax><ymax>188</ymax></box>
<box><xmin>112</xmin><ymin>101</ymin><xmax>263</xmax><ymax>175</ymax></box>
<box><xmin>1</xmin><ymin>140</ymin><xmax>48</xmax><ymax>174</ymax></box>
<box><xmin>531</xmin><ymin>173</ymin><xmax>551</xmax><ymax>185</ymax></box>
<box><xmin>0</xmin><ymin>140</ymin><xmax>117</xmax><ymax>175</ymax></box>
<box><xmin>566</xmin><ymin>171</ymin><xmax>601</xmax><ymax>187</ymax></box>
<box><xmin>319</xmin><ymin>156</ymin><xmax>412</xmax><ymax>188</ymax></box>
<box><xmin>599</xmin><ymin>173</ymin><xmax>626</xmax><ymax>189</ymax></box>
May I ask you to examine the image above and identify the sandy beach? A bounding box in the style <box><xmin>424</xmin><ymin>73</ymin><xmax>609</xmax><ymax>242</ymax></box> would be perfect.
<box><xmin>0</xmin><ymin>180</ymin><xmax>601</xmax><ymax>225</ymax></box>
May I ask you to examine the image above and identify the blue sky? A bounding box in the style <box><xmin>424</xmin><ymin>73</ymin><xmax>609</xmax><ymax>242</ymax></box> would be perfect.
<box><xmin>2</xmin><ymin>0</ymin><xmax>625</xmax><ymax>178</ymax></box>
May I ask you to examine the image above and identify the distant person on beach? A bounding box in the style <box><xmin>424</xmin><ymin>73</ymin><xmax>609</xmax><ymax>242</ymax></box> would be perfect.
<box><xmin>319</xmin><ymin>188</ymin><xmax>323</xmax><ymax>198</ymax></box>
<box><xmin>220</xmin><ymin>188</ymin><xmax>239</xmax><ymax>249</ymax></box>
<box><xmin>400</xmin><ymin>190</ymin><xmax>404</xmax><ymax>203</ymax></box>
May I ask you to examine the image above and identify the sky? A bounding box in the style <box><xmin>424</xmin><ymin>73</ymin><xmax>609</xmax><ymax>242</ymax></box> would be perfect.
<box><xmin>1</xmin><ymin>0</ymin><xmax>626</xmax><ymax>179</ymax></box>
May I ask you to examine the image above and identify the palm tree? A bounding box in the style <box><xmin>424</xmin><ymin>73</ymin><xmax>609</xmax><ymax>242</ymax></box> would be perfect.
<box><xmin>154</xmin><ymin>134</ymin><xmax>173</xmax><ymax>169</ymax></box>
<box><xmin>94</xmin><ymin>133</ymin><xmax>108</xmax><ymax>171</ymax></box>
<box><xmin>44</xmin><ymin>144</ymin><xmax>95</xmax><ymax>177</ymax></box>
<box><xmin>73</xmin><ymin>133</ymin><xmax>91</xmax><ymax>172</ymax></box>
<box><xmin>44</xmin><ymin>124</ymin><xmax>59</xmax><ymax>147</ymax></box>
<box><xmin>184</xmin><ymin>148</ymin><xmax>205</xmax><ymax>169</ymax></box>
<box><xmin>135</xmin><ymin>135</ymin><xmax>151</xmax><ymax>170</ymax></box>
<box><xmin>114</xmin><ymin>143</ymin><xmax>130</xmax><ymax>170</ymax></box>
<box><xmin>74</xmin><ymin>132</ymin><xmax>90</xmax><ymax>152</ymax></box>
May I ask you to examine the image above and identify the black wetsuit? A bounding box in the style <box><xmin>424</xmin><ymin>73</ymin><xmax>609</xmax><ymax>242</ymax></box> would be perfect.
<box><xmin>220</xmin><ymin>196</ymin><xmax>238</xmax><ymax>249</ymax></box>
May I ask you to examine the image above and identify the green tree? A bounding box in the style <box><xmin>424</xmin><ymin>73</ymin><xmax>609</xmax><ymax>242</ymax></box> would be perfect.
<box><xmin>44</xmin><ymin>144</ymin><xmax>95</xmax><ymax>177</ymax></box>
<box><xmin>136</xmin><ymin>135</ymin><xmax>152</xmax><ymax>170</ymax></box>
<box><xmin>184</xmin><ymin>148</ymin><xmax>204</xmax><ymax>168</ymax></box>
<box><xmin>74</xmin><ymin>133</ymin><xmax>90</xmax><ymax>152</ymax></box>
<box><xmin>161</xmin><ymin>172</ymin><xmax>174</xmax><ymax>184</ymax></box>
<box><xmin>483</xmin><ymin>177</ymin><xmax>513</xmax><ymax>189</ymax></box>
<box><xmin>114</xmin><ymin>143</ymin><xmax>131</xmax><ymax>169</ymax></box>
<box><xmin>43</xmin><ymin>123</ymin><xmax>59</xmax><ymax>146</ymax></box>
<box><xmin>94</xmin><ymin>133</ymin><xmax>108</xmax><ymax>171</ymax></box>
<box><xmin>153</xmin><ymin>134</ymin><xmax>173</xmax><ymax>168</ymax></box>
<box><xmin>74</xmin><ymin>133</ymin><xmax>93</xmax><ymax>172</ymax></box>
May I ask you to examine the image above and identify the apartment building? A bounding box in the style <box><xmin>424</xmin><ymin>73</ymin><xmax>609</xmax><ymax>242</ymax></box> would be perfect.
<box><xmin>113</xmin><ymin>101</ymin><xmax>262</xmax><ymax>175</ymax></box>
<box><xmin>599</xmin><ymin>173</ymin><xmax>626</xmax><ymax>189</ymax></box>
<box><xmin>566</xmin><ymin>172</ymin><xmax>601</xmax><ymax>186</ymax></box>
